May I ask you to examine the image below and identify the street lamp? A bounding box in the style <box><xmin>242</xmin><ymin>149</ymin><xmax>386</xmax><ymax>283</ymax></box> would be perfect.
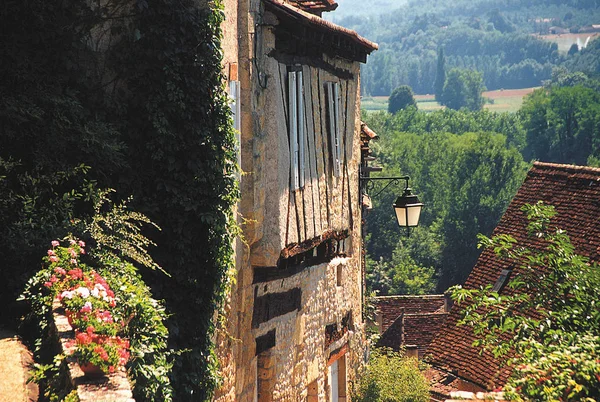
<box><xmin>359</xmin><ymin>176</ymin><xmax>423</xmax><ymax>233</ymax></box>
<box><xmin>393</xmin><ymin>184</ymin><xmax>423</xmax><ymax>229</ymax></box>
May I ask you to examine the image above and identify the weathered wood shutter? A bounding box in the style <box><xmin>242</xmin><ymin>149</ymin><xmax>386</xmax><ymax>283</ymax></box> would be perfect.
<box><xmin>289</xmin><ymin>69</ymin><xmax>306</xmax><ymax>191</ymax></box>
<box><xmin>326</xmin><ymin>81</ymin><xmax>341</xmax><ymax>177</ymax></box>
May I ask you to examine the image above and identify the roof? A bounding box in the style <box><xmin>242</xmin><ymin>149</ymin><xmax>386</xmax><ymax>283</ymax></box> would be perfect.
<box><xmin>290</xmin><ymin>0</ymin><xmax>338</xmax><ymax>14</ymax></box>
<box><xmin>360</xmin><ymin>122</ymin><xmax>378</xmax><ymax>141</ymax></box>
<box><xmin>376</xmin><ymin>295</ymin><xmax>446</xmax><ymax>332</ymax></box>
<box><xmin>263</xmin><ymin>0</ymin><xmax>378</xmax><ymax>61</ymax></box>
<box><xmin>426</xmin><ymin>162</ymin><xmax>600</xmax><ymax>392</ymax></box>
<box><xmin>375</xmin><ymin>295</ymin><xmax>448</xmax><ymax>358</ymax></box>
<box><xmin>377</xmin><ymin>312</ymin><xmax>448</xmax><ymax>358</ymax></box>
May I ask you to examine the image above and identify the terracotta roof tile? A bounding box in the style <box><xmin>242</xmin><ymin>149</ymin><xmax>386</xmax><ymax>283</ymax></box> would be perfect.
<box><xmin>291</xmin><ymin>0</ymin><xmax>338</xmax><ymax>13</ymax></box>
<box><xmin>263</xmin><ymin>0</ymin><xmax>378</xmax><ymax>52</ymax></box>
<box><xmin>426</xmin><ymin>162</ymin><xmax>600</xmax><ymax>390</ymax></box>
<box><xmin>375</xmin><ymin>295</ymin><xmax>446</xmax><ymax>331</ymax></box>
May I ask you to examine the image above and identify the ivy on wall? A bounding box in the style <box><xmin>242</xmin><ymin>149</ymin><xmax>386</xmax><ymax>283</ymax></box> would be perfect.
<box><xmin>107</xmin><ymin>0</ymin><xmax>239</xmax><ymax>399</ymax></box>
<box><xmin>1</xmin><ymin>0</ymin><xmax>238</xmax><ymax>399</ymax></box>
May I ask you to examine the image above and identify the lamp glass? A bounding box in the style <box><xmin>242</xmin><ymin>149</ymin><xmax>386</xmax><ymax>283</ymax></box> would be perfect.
<box><xmin>393</xmin><ymin>191</ymin><xmax>423</xmax><ymax>228</ymax></box>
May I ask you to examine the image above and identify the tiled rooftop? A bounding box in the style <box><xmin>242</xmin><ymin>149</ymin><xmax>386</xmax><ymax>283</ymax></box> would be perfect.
<box><xmin>426</xmin><ymin>162</ymin><xmax>600</xmax><ymax>392</ymax></box>
<box><xmin>375</xmin><ymin>295</ymin><xmax>448</xmax><ymax>358</ymax></box>
<box><xmin>290</xmin><ymin>0</ymin><xmax>338</xmax><ymax>13</ymax></box>
<box><xmin>376</xmin><ymin>295</ymin><xmax>446</xmax><ymax>332</ymax></box>
<box><xmin>263</xmin><ymin>0</ymin><xmax>378</xmax><ymax>53</ymax></box>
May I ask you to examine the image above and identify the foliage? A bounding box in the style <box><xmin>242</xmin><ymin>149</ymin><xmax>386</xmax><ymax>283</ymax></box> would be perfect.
<box><xmin>434</xmin><ymin>47</ymin><xmax>446</xmax><ymax>102</ymax></box>
<box><xmin>351</xmin><ymin>348</ymin><xmax>430</xmax><ymax>402</ymax></box>
<box><xmin>441</xmin><ymin>68</ymin><xmax>486</xmax><ymax>111</ymax></box>
<box><xmin>1</xmin><ymin>0</ymin><xmax>239</xmax><ymax>398</ymax></box>
<box><xmin>451</xmin><ymin>202</ymin><xmax>600</xmax><ymax>401</ymax></box>
<box><xmin>0</xmin><ymin>160</ymin><xmax>97</xmax><ymax>325</ymax></box>
<box><xmin>388</xmin><ymin>85</ymin><xmax>417</xmax><ymax>114</ymax></box>
<box><xmin>19</xmin><ymin>200</ymin><xmax>173</xmax><ymax>401</ymax></box>
<box><xmin>363</xmin><ymin>110</ymin><xmax>527</xmax><ymax>292</ymax></box>
<box><xmin>105</xmin><ymin>0</ymin><xmax>240</xmax><ymax>397</ymax></box>
<box><xmin>333</xmin><ymin>0</ymin><xmax>600</xmax><ymax>95</ymax></box>
<box><xmin>520</xmin><ymin>85</ymin><xmax>600</xmax><ymax>165</ymax></box>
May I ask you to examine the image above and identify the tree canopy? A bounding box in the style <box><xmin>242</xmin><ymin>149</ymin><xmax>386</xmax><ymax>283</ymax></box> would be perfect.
<box><xmin>440</xmin><ymin>68</ymin><xmax>486</xmax><ymax>111</ymax></box>
<box><xmin>363</xmin><ymin>109</ymin><xmax>527</xmax><ymax>293</ymax></box>
<box><xmin>388</xmin><ymin>85</ymin><xmax>417</xmax><ymax>114</ymax></box>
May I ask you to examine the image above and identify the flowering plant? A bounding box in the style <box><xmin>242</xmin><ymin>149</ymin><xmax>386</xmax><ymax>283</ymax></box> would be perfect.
<box><xmin>71</xmin><ymin>327</ymin><xmax>130</xmax><ymax>374</ymax></box>
<box><xmin>43</xmin><ymin>238</ymin><xmax>130</xmax><ymax>374</ymax></box>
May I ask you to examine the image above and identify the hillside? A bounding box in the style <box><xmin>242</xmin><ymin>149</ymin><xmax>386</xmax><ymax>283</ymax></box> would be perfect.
<box><xmin>329</xmin><ymin>0</ymin><xmax>600</xmax><ymax>95</ymax></box>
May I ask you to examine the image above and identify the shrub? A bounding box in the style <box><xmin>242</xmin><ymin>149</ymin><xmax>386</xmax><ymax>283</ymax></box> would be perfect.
<box><xmin>352</xmin><ymin>348</ymin><xmax>430</xmax><ymax>402</ymax></box>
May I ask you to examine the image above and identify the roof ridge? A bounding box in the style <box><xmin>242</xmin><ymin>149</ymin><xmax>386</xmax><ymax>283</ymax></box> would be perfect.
<box><xmin>533</xmin><ymin>161</ymin><xmax>600</xmax><ymax>174</ymax></box>
<box><xmin>376</xmin><ymin>294</ymin><xmax>445</xmax><ymax>299</ymax></box>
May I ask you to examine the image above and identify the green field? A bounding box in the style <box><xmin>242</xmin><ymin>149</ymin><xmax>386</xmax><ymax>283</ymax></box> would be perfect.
<box><xmin>361</xmin><ymin>87</ymin><xmax>539</xmax><ymax>114</ymax></box>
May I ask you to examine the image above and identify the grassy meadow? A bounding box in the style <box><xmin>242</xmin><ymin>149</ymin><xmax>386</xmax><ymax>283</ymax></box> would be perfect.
<box><xmin>361</xmin><ymin>87</ymin><xmax>539</xmax><ymax>114</ymax></box>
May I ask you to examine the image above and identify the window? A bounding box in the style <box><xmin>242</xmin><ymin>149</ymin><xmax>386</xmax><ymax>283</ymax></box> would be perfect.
<box><xmin>326</xmin><ymin>81</ymin><xmax>341</xmax><ymax>177</ymax></box>
<box><xmin>492</xmin><ymin>269</ymin><xmax>512</xmax><ymax>292</ymax></box>
<box><xmin>328</xmin><ymin>355</ymin><xmax>347</xmax><ymax>401</ymax></box>
<box><xmin>228</xmin><ymin>63</ymin><xmax>241</xmax><ymax>177</ymax></box>
<box><xmin>288</xmin><ymin>68</ymin><xmax>306</xmax><ymax>191</ymax></box>
<box><xmin>306</xmin><ymin>379</ymin><xmax>318</xmax><ymax>402</ymax></box>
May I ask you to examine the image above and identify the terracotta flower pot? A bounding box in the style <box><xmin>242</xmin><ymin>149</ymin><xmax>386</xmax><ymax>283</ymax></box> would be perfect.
<box><xmin>79</xmin><ymin>362</ymin><xmax>106</xmax><ymax>378</ymax></box>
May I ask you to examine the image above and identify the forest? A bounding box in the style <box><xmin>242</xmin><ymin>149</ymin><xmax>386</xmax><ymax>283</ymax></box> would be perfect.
<box><xmin>363</xmin><ymin>71</ymin><xmax>600</xmax><ymax>294</ymax></box>
<box><xmin>330</xmin><ymin>0</ymin><xmax>600</xmax><ymax>95</ymax></box>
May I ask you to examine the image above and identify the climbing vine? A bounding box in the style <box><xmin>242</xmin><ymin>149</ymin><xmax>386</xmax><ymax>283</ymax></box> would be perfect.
<box><xmin>1</xmin><ymin>0</ymin><xmax>238</xmax><ymax>399</ymax></box>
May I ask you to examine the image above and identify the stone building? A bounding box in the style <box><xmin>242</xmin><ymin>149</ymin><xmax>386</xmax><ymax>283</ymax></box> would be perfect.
<box><xmin>216</xmin><ymin>0</ymin><xmax>377</xmax><ymax>401</ymax></box>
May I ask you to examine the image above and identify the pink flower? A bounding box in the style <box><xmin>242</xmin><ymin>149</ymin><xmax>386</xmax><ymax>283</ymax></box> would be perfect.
<box><xmin>47</xmin><ymin>249</ymin><xmax>56</xmax><ymax>256</ymax></box>
<box><xmin>49</xmin><ymin>256</ymin><xmax>59</xmax><ymax>263</ymax></box>
<box><xmin>78</xmin><ymin>240</ymin><xmax>86</xmax><ymax>248</ymax></box>
<box><xmin>70</xmin><ymin>259</ymin><xmax>77</xmax><ymax>265</ymax></box>
<box><xmin>69</xmin><ymin>239</ymin><xmax>77</xmax><ymax>245</ymax></box>
<box><xmin>51</xmin><ymin>240</ymin><xmax>60</xmax><ymax>248</ymax></box>
<box><xmin>80</xmin><ymin>301</ymin><xmax>92</xmax><ymax>313</ymax></box>
<box><xmin>43</xmin><ymin>282</ymin><xmax>52</xmax><ymax>288</ymax></box>
<box><xmin>50</xmin><ymin>275</ymin><xmax>58</xmax><ymax>283</ymax></box>
<box><xmin>68</xmin><ymin>248</ymin><xmax>77</xmax><ymax>258</ymax></box>
<box><xmin>54</xmin><ymin>267</ymin><xmax>66</xmax><ymax>276</ymax></box>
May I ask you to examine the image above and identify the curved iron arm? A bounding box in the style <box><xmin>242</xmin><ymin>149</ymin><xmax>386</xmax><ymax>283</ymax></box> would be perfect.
<box><xmin>359</xmin><ymin>176</ymin><xmax>410</xmax><ymax>199</ymax></box>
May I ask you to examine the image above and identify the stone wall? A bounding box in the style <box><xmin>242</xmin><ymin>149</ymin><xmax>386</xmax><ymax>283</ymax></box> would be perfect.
<box><xmin>214</xmin><ymin>0</ymin><xmax>367</xmax><ymax>399</ymax></box>
<box><xmin>51</xmin><ymin>301</ymin><xmax>134</xmax><ymax>402</ymax></box>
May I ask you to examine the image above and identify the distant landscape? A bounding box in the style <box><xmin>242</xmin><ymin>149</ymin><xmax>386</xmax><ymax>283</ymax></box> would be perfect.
<box><xmin>347</xmin><ymin>0</ymin><xmax>600</xmax><ymax>296</ymax></box>
<box><xmin>362</xmin><ymin>87</ymin><xmax>538</xmax><ymax>113</ymax></box>
<box><xmin>329</xmin><ymin>0</ymin><xmax>600</xmax><ymax>96</ymax></box>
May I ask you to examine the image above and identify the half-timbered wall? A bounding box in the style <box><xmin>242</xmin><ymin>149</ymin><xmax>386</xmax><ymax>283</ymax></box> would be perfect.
<box><xmin>214</xmin><ymin>3</ymin><xmax>368</xmax><ymax>401</ymax></box>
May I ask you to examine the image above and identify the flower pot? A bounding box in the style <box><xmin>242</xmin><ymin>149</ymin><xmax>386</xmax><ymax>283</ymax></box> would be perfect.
<box><xmin>79</xmin><ymin>362</ymin><xmax>106</xmax><ymax>378</ymax></box>
<box><xmin>65</xmin><ymin>311</ymin><xmax>73</xmax><ymax>326</ymax></box>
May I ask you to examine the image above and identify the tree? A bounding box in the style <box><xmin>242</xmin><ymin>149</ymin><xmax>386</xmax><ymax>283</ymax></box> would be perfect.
<box><xmin>568</xmin><ymin>42</ymin><xmax>579</xmax><ymax>56</ymax></box>
<box><xmin>452</xmin><ymin>203</ymin><xmax>600</xmax><ymax>401</ymax></box>
<box><xmin>434</xmin><ymin>47</ymin><xmax>445</xmax><ymax>102</ymax></box>
<box><xmin>362</xmin><ymin>110</ymin><xmax>528</xmax><ymax>292</ymax></box>
<box><xmin>441</xmin><ymin>68</ymin><xmax>486</xmax><ymax>111</ymax></box>
<box><xmin>352</xmin><ymin>349</ymin><xmax>430</xmax><ymax>402</ymax></box>
<box><xmin>521</xmin><ymin>85</ymin><xmax>600</xmax><ymax>165</ymax></box>
<box><xmin>388</xmin><ymin>85</ymin><xmax>417</xmax><ymax>114</ymax></box>
<box><xmin>487</xmin><ymin>9</ymin><xmax>515</xmax><ymax>33</ymax></box>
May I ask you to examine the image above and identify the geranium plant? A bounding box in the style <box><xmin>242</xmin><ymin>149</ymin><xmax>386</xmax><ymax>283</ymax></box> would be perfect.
<box><xmin>43</xmin><ymin>238</ymin><xmax>130</xmax><ymax>375</ymax></box>
<box><xmin>72</xmin><ymin>327</ymin><xmax>130</xmax><ymax>374</ymax></box>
